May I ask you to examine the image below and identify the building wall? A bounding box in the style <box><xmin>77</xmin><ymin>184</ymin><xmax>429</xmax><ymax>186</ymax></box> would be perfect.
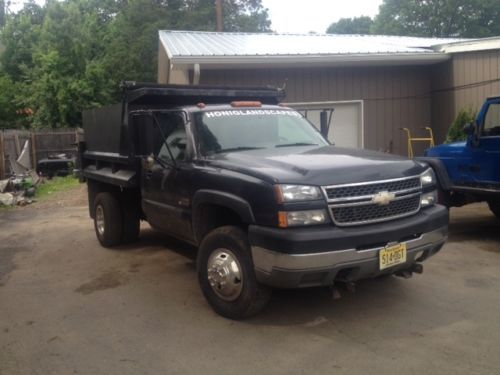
<box><xmin>432</xmin><ymin>49</ymin><xmax>500</xmax><ymax>142</ymax></box>
<box><xmin>157</xmin><ymin>42</ymin><xmax>169</xmax><ymax>84</ymax></box>
<box><xmin>200</xmin><ymin>66</ymin><xmax>433</xmax><ymax>156</ymax></box>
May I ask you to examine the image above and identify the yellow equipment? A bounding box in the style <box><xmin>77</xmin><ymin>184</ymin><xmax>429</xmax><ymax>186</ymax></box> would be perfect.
<box><xmin>399</xmin><ymin>127</ymin><xmax>435</xmax><ymax>158</ymax></box>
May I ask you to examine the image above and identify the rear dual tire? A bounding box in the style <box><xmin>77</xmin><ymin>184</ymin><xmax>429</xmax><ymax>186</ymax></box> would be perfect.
<box><xmin>93</xmin><ymin>192</ymin><xmax>140</xmax><ymax>247</ymax></box>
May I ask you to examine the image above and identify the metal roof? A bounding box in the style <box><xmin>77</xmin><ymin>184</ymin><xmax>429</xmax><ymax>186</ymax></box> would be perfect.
<box><xmin>159</xmin><ymin>31</ymin><xmax>465</xmax><ymax>66</ymax></box>
<box><xmin>434</xmin><ymin>36</ymin><xmax>500</xmax><ymax>53</ymax></box>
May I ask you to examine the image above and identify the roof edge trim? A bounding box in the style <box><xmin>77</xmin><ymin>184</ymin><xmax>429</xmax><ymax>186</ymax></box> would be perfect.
<box><xmin>434</xmin><ymin>37</ymin><xmax>500</xmax><ymax>54</ymax></box>
<box><xmin>168</xmin><ymin>53</ymin><xmax>451</xmax><ymax>66</ymax></box>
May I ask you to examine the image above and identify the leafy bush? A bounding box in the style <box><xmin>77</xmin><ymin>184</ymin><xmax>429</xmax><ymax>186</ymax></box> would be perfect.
<box><xmin>446</xmin><ymin>108</ymin><xmax>477</xmax><ymax>143</ymax></box>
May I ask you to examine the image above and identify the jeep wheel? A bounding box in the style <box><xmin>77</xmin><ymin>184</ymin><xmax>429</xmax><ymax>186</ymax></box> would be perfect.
<box><xmin>488</xmin><ymin>200</ymin><xmax>500</xmax><ymax>219</ymax></box>
<box><xmin>94</xmin><ymin>192</ymin><xmax>123</xmax><ymax>247</ymax></box>
<box><xmin>197</xmin><ymin>226</ymin><xmax>271</xmax><ymax>319</ymax></box>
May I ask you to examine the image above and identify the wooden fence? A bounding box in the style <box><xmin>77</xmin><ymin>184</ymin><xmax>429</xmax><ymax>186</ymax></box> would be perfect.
<box><xmin>0</xmin><ymin>128</ymin><xmax>82</xmax><ymax>179</ymax></box>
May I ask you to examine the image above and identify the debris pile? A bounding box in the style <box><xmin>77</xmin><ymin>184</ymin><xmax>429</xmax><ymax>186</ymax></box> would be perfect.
<box><xmin>0</xmin><ymin>173</ymin><xmax>39</xmax><ymax>207</ymax></box>
<box><xmin>0</xmin><ymin>140</ymin><xmax>40</xmax><ymax>207</ymax></box>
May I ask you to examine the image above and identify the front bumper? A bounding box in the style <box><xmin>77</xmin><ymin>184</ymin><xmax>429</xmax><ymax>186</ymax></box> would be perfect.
<box><xmin>249</xmin><ymin>205</ymin><xmax>449</xmax><ymax>288</ymax></box>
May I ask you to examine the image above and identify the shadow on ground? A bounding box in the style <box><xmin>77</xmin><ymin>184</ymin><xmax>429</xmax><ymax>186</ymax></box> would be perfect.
<box><xmin>448</xmin><ymin>205</ymin><xmax>500</xmax><ymax>247</ymax></box>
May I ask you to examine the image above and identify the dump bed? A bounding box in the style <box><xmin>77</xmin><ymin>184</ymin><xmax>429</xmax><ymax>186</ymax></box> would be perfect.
<box><xmin>80</xmin><ymin>82</ymin><xmax>285</xmax><ymax>187</ymax></box>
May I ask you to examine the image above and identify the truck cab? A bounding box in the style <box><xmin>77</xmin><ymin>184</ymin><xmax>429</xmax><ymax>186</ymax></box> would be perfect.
<box><xmin>423</xmin><ymin>97</ymin><xmax>500</xmax><ymax>216</ymax></box>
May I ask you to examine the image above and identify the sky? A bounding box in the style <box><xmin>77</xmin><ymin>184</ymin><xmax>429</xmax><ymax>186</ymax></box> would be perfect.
<box><xmin>261</xmin><ymin>0</ymin><xmax>383</xmax><ymax>34</ymax></box>
<box><xmin>8</xmin><ymin>0</ymin><xmax>384</xmax><ymax>34</ymax></box>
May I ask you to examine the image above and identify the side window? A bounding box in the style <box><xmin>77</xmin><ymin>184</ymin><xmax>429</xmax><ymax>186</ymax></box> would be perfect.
<box><xmin>133</xmin><ymin>111</ymin><xmax>187</xmax><ymax>161</ymax></box>
<box><xmin>156</xmin><ymin>112</ymin><xmax>187</xmax><ymax>162</ymax></box>
<box><xmin>483</xmin><ymin>103</ymin><xmax>500</xmax><ymax>136</ymax></box>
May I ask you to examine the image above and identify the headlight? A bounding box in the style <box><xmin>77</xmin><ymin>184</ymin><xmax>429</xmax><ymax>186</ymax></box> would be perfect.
<box><xmin>278</xmin><ymin>209</ymin><xmax>327</xmax><ymax>227</ymax></box>
<box><xmin>275</xmin><ymin>185</ymin><xmax>322</xmax><ymax>202</ymax></box>
<box><xmin>420</xmin><ymin>168</ymin><xmax>436</xmax><ymax>186</ymax></box>
<box><xmin>421</xmin><ymin>190</ymin><xmax>437</xmax><ymax>207</ymax></box>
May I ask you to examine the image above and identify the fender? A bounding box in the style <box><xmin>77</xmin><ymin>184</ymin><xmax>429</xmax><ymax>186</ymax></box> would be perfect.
<box><xmin>192</xmin><ymin>189</ymin><xmax>256</xmax><ymax>242</ymax></box>
<box><xmin>416</xmin><ymin>157</ymin><xmax>452</xmax><ymax>191</ymax></box>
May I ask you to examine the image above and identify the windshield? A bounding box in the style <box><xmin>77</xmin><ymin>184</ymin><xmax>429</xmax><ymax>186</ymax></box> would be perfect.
<box><xmin>194</xmin><ymin>108</ymin><xmax>328</xmax><ymax>155</ymax></box>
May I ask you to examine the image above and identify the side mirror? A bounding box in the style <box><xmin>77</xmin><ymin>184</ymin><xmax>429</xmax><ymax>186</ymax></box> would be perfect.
<box><xmin>463</xmin><ymin>122</ymin><xmax>475</xmax><ymax>135</ymax></box>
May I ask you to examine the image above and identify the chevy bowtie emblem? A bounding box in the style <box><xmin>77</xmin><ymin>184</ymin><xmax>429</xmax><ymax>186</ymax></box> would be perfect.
<box><xmin>372</xmin><ymin>191</ymin><xmax>396</xmax><ymax>206</ymax></box>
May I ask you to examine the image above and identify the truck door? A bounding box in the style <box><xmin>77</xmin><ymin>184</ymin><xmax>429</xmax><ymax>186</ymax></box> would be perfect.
<box><xmin>472</xmin><ymin>99</ymin><xmax>500</xmax><ymax>186</ymax></box>
<box><xmin>134</xmin><ymin>111</ymin><xmax>194</xmax><ymax>241</ymax></box>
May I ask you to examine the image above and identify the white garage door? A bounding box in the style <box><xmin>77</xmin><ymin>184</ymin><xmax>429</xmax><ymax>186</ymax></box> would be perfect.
<box><xmin>289</xmin><ymin>101</ymin><xmax>363</xmax><ymax>148</ymax></box>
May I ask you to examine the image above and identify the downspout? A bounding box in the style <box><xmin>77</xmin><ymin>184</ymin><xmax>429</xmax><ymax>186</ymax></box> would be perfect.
<box><xmin>167</xmin><ymin>61</ymin><xmax>173</xmax><ymax>84</ymax></box>
<box><xmin>193</xmin><ymin>63</ymin><xmax>201</xmax><ymax>85</ymax></box>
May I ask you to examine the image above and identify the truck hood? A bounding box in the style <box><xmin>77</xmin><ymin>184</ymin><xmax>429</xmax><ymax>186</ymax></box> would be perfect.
<box><xmin>203</xmin><ymin>145</ymin><xmax>426</xmax><ymax>186</ymax></box>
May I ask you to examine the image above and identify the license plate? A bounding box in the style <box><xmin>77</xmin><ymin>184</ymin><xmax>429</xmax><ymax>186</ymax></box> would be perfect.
<box><xmin>379</xmin><ymin>243</ymin><xmax>407</xmax><ymax>270</ymax></box>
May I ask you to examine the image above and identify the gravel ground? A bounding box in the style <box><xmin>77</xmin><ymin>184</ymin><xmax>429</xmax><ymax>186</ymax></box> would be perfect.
<box><xmin>1</xmin><ymin>186</ymin><xmax>499</xmax><ymax>375</ymax></box>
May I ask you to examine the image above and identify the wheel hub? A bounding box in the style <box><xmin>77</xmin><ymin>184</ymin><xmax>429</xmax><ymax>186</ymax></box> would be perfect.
<box><xmin>207</xmin><ymin>249</ymin><xmax>243</xmax><ymax>301</ymax></box>
<box><xmin>95</xmin><ymin>205</ymin><xmax>105</xmax><ymax>236</ymax></box>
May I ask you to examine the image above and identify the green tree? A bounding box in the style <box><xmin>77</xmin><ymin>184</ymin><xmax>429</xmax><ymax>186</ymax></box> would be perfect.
<box><xmin>0</xmin><ymin>74</ymin><xmax>21</xmax><ymax>129</ymax></box>
<box><xmin>0</xmin><ymin>1</ymin><xmax>45</xmax><ymax>81</ymax></box>
<box><xmin>446</xmin><ymin>108</ymin><xmax>477</xmax><ymax>143</ymax></box>
<box><xmin>221</xmin><ymin>0</ymin><xmax>271</xmax><ymax>32</ymax></box>
<box><xmin>372</xmin><ymin>0</ymin><xmax>500</xmax><ymax>38</ymax></box>
<box><xmin>326</xmin><ymin>16</ymin><xmax>373</xmax><ymax>35</ymax></box>
<box><xmin>17</xmin><ymin>0</ymin><xmax>115</xmax><ymax>127</ymax></box>
<box><xmin>102</xmin><ymin>0</ymin><xmax>271</xmax><ymax>97</ymax></box>
<box><xmin>0</xmin><ymin>0</ymin><xmax>271</xmax><ymax>128</ymax></box>
<box><xmin>101</xmin><ymin>0</ymin><xmax>176</xmax><ymax>89</ymax></box>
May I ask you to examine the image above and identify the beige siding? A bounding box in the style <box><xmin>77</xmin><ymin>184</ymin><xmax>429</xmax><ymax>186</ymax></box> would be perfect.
<box><xmin>157</xmin><ymin>43</ymin><xmax>169</xmax><ymax>84</ymax></box>
<box><xmin>200</xmin><ymin>66</ymin><xmax>432</xmax><ymax>156</ymax></box>
<box><xmin>431</xmin><ymin>50</ymin><xmax>500</xmax><ymax>142</ymax></box>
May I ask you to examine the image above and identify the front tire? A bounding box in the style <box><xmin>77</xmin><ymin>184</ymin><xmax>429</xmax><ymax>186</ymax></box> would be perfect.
<box><xmin>197</xmin><ymin>226</ymin><xmax>271</xmax><ymax>319</ymax></box>
<box><xmin>94</xmin><ymin>192</ymin><xmax>123</xmax><ymax>247</ymax></box>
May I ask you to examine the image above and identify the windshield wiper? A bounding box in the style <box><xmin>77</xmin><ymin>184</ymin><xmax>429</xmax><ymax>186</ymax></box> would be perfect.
<box><xmin>275</xmin><ymin>142</ymin><xmax>319</xmax><ymax>148</ymax></box>
<box><xmin>215</xmin><ymin>146</ymin><xmax>266</xmax><ymax>153</ymax></box>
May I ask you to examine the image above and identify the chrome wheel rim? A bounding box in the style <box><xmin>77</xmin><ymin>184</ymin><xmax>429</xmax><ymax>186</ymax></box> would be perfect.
<box><xmin>95</xmin><ymin>205</ymin><xmax>105</xmax><ymax>236</ymax></box>
<box><xmin>207</xmin><ymin>249</ymin><xmax>243</xmax><ymax>301</ymax></box>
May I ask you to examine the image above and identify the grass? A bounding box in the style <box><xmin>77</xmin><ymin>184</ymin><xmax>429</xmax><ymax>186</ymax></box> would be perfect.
<box><xmin>0</xmin><ymin>204</ymin><xmax>13</xmax><ymax>211</ymax></box>
<box><xmin>0</xmin><ymin>175</ymin><xmax>80</xmax><ymax>210</ymax></box>
<box><xmin>36</xmin><ymin>175</ymin><xmax>80</xmax><ymax>200</ymax></box>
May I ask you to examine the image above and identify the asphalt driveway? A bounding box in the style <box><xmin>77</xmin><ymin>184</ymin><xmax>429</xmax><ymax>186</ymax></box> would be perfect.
<box><xmin>1</xmin><ymin>189</ymin><xmax>499</xmax><ymax>375</ymax></box>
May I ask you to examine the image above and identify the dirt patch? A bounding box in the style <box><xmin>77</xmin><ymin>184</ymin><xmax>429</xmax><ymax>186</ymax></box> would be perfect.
<box><xmin>128</xmin><ymin>262</ymin><xmax>142</xmax><ymax>273</ymax></box>
<box><xmin>29</xmin><ymin>183</ymin><xmax>87</xmax><ymax>210</ymax></box>
<box><xmin>75</xmin><ymin>270</ymin><xmax>127</xmax><ymax>295</ymax></box>
<box><xmin>465</xmin><ymin>278</ymin><xmax>493</xmax><ymax>289</ymax></box>
<box><xmin>479</xmin><ymin>243</ymin><xmax>500</xmax><ymax>253</ymax></box>
<box><xmin>0</xmin><ymin>245</ymin><xmax>29</xmax><ymax>284</ymax></box>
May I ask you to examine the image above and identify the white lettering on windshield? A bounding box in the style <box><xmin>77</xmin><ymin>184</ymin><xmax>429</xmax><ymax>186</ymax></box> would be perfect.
<box><xmin>204</xmin><ymin>109</ymin><xmax>301</xmax><ymax>118</ymax></box>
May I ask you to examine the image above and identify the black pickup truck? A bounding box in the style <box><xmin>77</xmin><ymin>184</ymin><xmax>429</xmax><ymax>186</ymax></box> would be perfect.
<box><xmin>80</xmin><ymin>82</ymin><xmax>449</xmax><ymax>319</ymax></box>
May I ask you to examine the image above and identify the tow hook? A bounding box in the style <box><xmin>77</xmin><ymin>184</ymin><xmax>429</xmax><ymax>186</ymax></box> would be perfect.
<box><xmin>411</xmin><ymin>263</ymin><xmax>424</xmax><ymax>274</ymax></box>
<box><xmin>329</xmin><ymin>280</ymin><xmax>356</xmax><ymax>300</ymax></box>
<box><xmin>395</xmin><ymin>263</ymin><xmax>423</xmax><ymax>279</ymax></box>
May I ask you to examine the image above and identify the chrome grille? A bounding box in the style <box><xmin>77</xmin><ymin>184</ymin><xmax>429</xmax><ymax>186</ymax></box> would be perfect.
<box><xmin>325</xmin><ymin>177</ymin><xmax>421</xmax><ymax>200</ymax></box>
<box><xmin>323</xmin><ymin>176</ymin><xmax>422</xmax><ymax>227</ymax></box>
<box><xmin>331</xmin><ymin>195</ymin><xmax>420</xmax><ymax>225</ymax></box>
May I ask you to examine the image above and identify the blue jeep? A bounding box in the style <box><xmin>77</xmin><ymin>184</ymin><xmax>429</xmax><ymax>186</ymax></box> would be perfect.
<box><xmin>420</xmin><ymin>96</ymin><xmax>500</xmax><ymax>217</ymax></box>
